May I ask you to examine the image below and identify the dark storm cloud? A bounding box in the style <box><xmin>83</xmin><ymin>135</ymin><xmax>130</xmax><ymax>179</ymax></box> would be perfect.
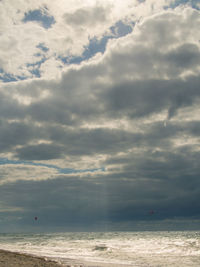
<box><xmin>4</xmin><ymin>75</ymin><xmax>200</xmax><ymax>133</ymax></box>
<box><xmin>2</xmin><ymin>76</ymin><xmax>200</xmax><ymax>161</ymax></box>
<box><xmin>19</xmin><ymin>74</ymin><xmax>200</xmax><ymax>131</ymax></box>
<box><xmin>100</xmin><ymin>76</ymin><xmax>200</xmax><ymax>120</ymax></box>
<box><xmin>0</xmin><ymin>120</ymin><xmax>43</xmax><ymax>152</ymax></box>
<box><xmin>102</xmin><ymin>151</ymin><xmax>200</xmax><ymax>221</ymax></box>
<box><xmin>0</xmin><ymin>177</ymin><xmax>109</xmax><ymax>228</ymax></box>
<box><xmin>15</xmin><ymin>127</ymin><xmax>141</xmax><ymax>159</ymax></box>
<box><xmin>103</xmin><ymin>120</ymin><xmax>200</xmax><ymax>172</ymax></box>
<box><xmin>27</xmin><ymin>100</ymin><xmax>76</xmax><ymax>125</ymax></box>
<box><xmin>98</xmin><ymin>119</ymin><xmax>200</xmax><ymax>222</ymax></box>
<box><xmin>16</xmin><ymin>143</ymin><xmax>64</xmax><ymax>160</ymax></box>
<box><xmin>0</xmin><ymin>161</ymin><xmax>200</xmax><ymax>230</ymax></box>
<box><xmin>0</xmin><ymin>92</ymin><xmax>25</xmax><ymax>119</ymax></box>
<box><xmin>165</xmin><ymin>43</ymin><xmax>200</xmax><ymax>69</ymax></box>
<box><xmin>13</xmin><ymin>117</ymin><xmax>200</xmax><ymax>162</ymax></box>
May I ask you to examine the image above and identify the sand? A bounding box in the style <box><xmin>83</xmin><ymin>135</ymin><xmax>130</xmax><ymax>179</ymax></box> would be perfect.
<box><xmin>0</xmin><ymin>249</ymin><xmax>63</xmax><ymax>267</ymax></box>
<box><xmin>0</xmin><ymin>249</ymin><xmax>131</xmax><ymax>267</ymax></box>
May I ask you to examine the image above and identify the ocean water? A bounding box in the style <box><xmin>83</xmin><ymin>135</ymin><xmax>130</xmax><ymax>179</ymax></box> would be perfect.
<box><xmin>0</xmin><ymin>231</ymin><xmax>200</xmax><ymax>266</ymax></box>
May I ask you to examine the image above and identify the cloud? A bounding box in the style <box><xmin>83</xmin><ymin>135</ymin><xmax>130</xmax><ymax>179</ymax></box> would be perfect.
<box><xmin>0</xmin><ymin>7</ymin><xmax>199</xmax><ymax>160</ymax></box>
<box><xmin>0</xmin><ymin>0</ymin><xmax>129</xmax><ymax>79</ymax></box>
<box><xmin>63</xmin><ymin>6</ymin><xmax>108</xmax><ymax>27</ymax></box>
<box><xmin>0</xmin><ymin>0</ymin><xmax>186</xmax><ymax>80</ymax></box>
<box><xmin>0</xmin><ymin>2</ymin><xmax>200</xmax><ymax>230</ymax></box>
<box><xmin>1</xmin><ymin>7</ymin><xmax>199</xmax><ymax>160</ymax></box>
<box><xmin>15</xmin><ymin>144</ymin><xmax>64</xmax><ymax>160</ymax></box>
<box><xmin>0</xmin><ymin>164</ymin><xmax>60</xmax><ymax>184</ymax></box>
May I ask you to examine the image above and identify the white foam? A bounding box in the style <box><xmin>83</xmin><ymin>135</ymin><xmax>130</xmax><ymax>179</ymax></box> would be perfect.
<box><xmin>0</xmin><ymin>231</ymin><xmax>200</xmax><ymax>266</ymax></box>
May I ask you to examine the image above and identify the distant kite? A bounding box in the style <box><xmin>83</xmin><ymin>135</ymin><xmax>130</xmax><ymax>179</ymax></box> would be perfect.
<box><xmin>34</xmin><ymin>216</ymin><xmax>38</xmax><ymax>221</ymax></box>
<box><xmin>149</xmin><ymin>210</ymin><xmax>155</xmax><ymax>215</ymax></box>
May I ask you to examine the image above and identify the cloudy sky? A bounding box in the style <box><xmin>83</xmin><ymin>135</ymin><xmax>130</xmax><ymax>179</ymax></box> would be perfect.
<box><xmin>0</xmin><ymin>0</ymin><xmax>200</xmax><ymax>232</ymax></box>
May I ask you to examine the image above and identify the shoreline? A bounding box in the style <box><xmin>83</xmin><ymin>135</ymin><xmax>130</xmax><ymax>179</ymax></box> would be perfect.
<box><xmin>0</xmin><ymin>249</ymin><xmax>132</xmax><ymax>267</ymax></box>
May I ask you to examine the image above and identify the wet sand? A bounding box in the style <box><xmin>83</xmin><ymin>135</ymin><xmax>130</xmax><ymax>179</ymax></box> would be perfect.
<box><xmin>0</xmin><ymin>249</ymin><xmax>131</xmax><ymax>267</ymax></box>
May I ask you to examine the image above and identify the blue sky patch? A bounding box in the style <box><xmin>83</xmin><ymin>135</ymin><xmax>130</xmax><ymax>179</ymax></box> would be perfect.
<box><xmin>0</xmin><ymin>72</ymin><xmax>27</xmax><ymax>83</ymax></box>
<box><xmin>27</xmin><ymin>56</ymin><xmax>48</xmax><ymax>78</ymax></box>
<box><xmin>0</xmin><ymin>158</ymin><xmax>105</xmax><ymax>175</ymax></box>
<box><xmin>23</xmin><ymin>8</ymin><xmax>55</xmax><ymax>29</ymax></box>
<box><xmin>110</xmin><ymin>20</ymin><xmax>134</xmax><ymax>37</ymax></box>
<box><xmin>61</xmin><ymin>20</ymin><xmax>134</xmax><ymax>65</ymax></box>
<box><xmin>36</xmin><ymin>43</ymin><xmax>49</xmax><ymax>52</ymax></box>
<box><xmin>165</xmin><ymin>0</ymin><xmax>200</xmax><ymax>10</ymax></box>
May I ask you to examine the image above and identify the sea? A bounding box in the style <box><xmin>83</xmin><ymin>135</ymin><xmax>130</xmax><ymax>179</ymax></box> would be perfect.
<box><xmin>0</xmin><ymin>231</ymin><xmax>200</xmax><ymax>266</ymax></box>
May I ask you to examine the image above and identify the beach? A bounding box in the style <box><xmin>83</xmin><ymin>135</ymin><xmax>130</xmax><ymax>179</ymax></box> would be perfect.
<box><xmin>0</xmin><ymin>249</ymin><xmax>121</xmax><ymax>267</ymax></box>
<box><xmin>0</xmin><ymin>249</ymin><xmax>132</xmax><ymax>267</ymax></box>
<box><xmin>0</xmin><ymin>249</ymin><xmax>63</xmax><ymax>267</ymax></box>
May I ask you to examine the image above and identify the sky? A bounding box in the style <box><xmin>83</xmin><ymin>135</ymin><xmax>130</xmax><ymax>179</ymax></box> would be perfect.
<box><xmin>0</xmin><ymin>0</ymin><xmax>200</xmax><ymax>232</ymax></box>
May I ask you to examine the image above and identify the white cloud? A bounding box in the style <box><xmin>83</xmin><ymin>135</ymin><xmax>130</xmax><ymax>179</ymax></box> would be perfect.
<box><xmin>0</xmin><ymin>164</ymin><xmax>60</xmax><ymax>184</ymax></box>
<box><xmin>0</xmin><ymin>0</ymin><xmax>180</xmax><ymax>79</ymax></box>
